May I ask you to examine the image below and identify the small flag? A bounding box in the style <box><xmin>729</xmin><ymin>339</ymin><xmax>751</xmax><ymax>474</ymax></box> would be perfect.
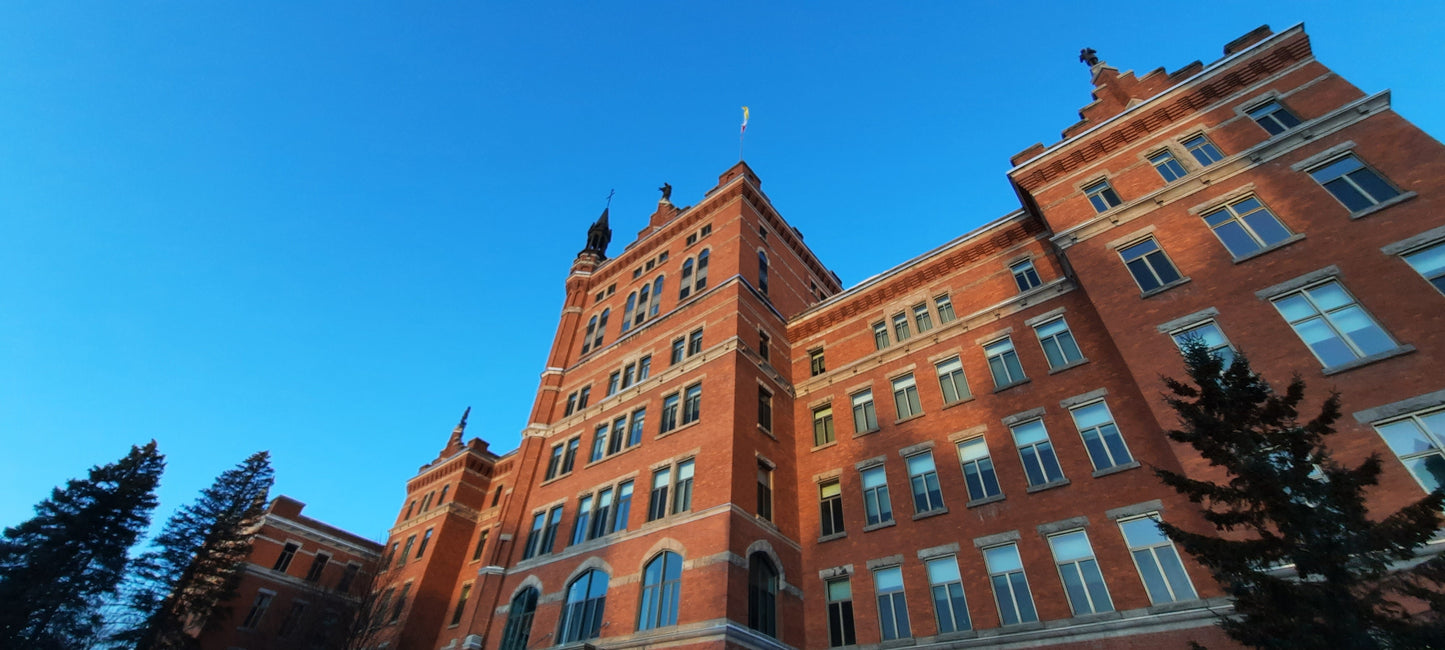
<box><xmin>740</xmin><ymin>106</ymin><xmax>749</xmax><ymax>135</ymax></box>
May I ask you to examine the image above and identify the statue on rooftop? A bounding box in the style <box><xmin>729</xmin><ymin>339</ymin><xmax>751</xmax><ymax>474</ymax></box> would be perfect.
<box><xmin>659</xmin><ymin>182</ymin><xmax>672</xmax><ymax>202</ymax></box>
<box><xmin>1079</xmin><ymin>48</ymin><xmax>1100</xmax><ymax>66</ymax></box>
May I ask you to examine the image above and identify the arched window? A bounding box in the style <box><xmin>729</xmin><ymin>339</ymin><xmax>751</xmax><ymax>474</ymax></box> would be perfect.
<box><xmin>582</xmin><ymin>316</ymin><xmax>597</xmax><ymax>354</ymax></box>
<box><xmin>695</xmin><ymin>249</ymin><xmax>710</xmax><ymax>291</ymax></box>
<box><xmin>499</xmin><ymin>587</ymin><xmax>538</xmax><ymax>650</ymax></box>
<box><xmin>649</xmin><ymin>276</ymin><xmax>665</xmax><ymax>317</ymax></box>
<box><xmin>635</xmin><ymin>284</ymin><xmax>650</xmax><ymax>326</ymax></box>
<box><xmin>637</xmin><ymin>551</ymin><xmax>683</xmax><ymax>631</ymax></box>
<box><xmin>559</xmin><ymin>569</ymin><xmax>608</xmax><ymax>643</ymax></box>
<box><xmin>747</xmin><ymin>552</ymin><xmax>778</xmax><ymax>637</ymax></box>
<box><xmin>680</xmin><ymin>259</ymin><xmax>695</xmax><ymax>299</ymax></box>
<box><xmin>758</xmin><ymin>251</ymin><xmax>769</xmax><ymax>296</ymax></box>
<box><xmin>594</xmin><ymin>309</ymin><xmax>610</xmax><ymax>350</ymax></box>
<box><xmin>622</xmin><ymin>294</ymin><xmax>637</xmax><ymax>333</ymax></box>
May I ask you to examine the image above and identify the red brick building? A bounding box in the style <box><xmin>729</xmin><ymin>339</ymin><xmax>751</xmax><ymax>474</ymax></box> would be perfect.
<box><xmin>197</xmin><ymin>496</ymin><xmax>383</xmax><ymax>649</ymax></box>
<box><xmin>370</xmin><ymin>24</ymin><xmax>1445</xmax><ymax>650</ymax></box>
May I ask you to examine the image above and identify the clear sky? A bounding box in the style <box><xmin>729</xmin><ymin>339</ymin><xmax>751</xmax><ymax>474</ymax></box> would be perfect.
<box><xmin>3</xmin><ymin>2</ymin><xmax>1443</xmax><ymax>541</ymax></box>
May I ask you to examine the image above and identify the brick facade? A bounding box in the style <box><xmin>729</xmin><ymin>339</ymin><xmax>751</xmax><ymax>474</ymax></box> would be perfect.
<box><xmin>360</xmin><ymin>24</ymin><xmax>1443</xmax><ymax>650</ymax></box>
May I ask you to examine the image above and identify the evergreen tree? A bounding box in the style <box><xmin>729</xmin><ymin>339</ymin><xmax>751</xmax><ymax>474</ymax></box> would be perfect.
<box><xmin>0</xmin><ymin>441</ymin><xmax>165</xmax><ymax>649</ymax></box>
<box><xmin>118</xmin><ymin>451</ymin><xmax>274</xmax><ymax>650</ymax></box>
<box><xmin>1157</xmin><ymin>341</ymin><xmax>1445</xmax><ymax>648</ymax></box>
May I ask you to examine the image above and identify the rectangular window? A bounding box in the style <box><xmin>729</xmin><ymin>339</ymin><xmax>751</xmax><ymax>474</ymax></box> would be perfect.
<box><xmin>1247</xmin><ymin>99</ymin><xmax>1302</xmax><ymax>136</ymax></box>
<box><xmin>545</xmin><ymin>444</ymin><xmax>564</xmax><ymax>480</ymax></box>
<box><xmin>1309</xmin><ymin>154</ymin><xmax>1401</xmax><ymax>212</ymax></box>
<box><xmin>398</xmin><ymin>535</ymin><xmax>415</xmax><ymax>567</ymax></box>
<box><xmin>613</xmin><ymin>480</ymin><xmax>633</xmax><ymax>532</ymax></box>
<box><xmin>758</xmin><ymin>331</ymin><xmax>771</xmax><ymax>362</ymax></box>
<box><xmin>522</xmin><ymin>512</ymin><xmax>545</xmax><ymax>559</ymax></box>
<box><xmin>1183</xmin><ymin>134</ymin><xmax>1224</xmax><ymax>166</ymax></box>
<box><xmin>1070</xmin><ymin>401</ymin><xmax>1133</xmax><ymax>472</ymax></box>
<box><xmin>471</xmin><ymin>531</ymin><xmax>488</xmax><ymax>563</ymax></box>
<box><xmin>241</xmin><ymin>591</ymin><xmax>274</xmax><ymax>629</ymax></box>
<box><xmin>1011</xmin><ymin>260</ymin><xmax>1041</xmax><ymax>292</ymax></box>
<box><xmin>564</xmin><ymin>392</ymin><xmax>578</xmax><ymax>416</ymax></box>
<box><xmin>1119</xmin><ymin>237</ymin><xmax>1182</xmax><ymax>293</ymax></box>
<box><xmin>1011</xmin><ymin>419</ymin><xmax>1065</xmax><ymax>487</ymax></box>
<box><xmin>577</xmin><ymin>386</ymin><xmax>590</xmax><ymax>409</ymax></box>
<box><xmin>1404</xmin><ymin>243</ymin><xmax>1445</xmax><ymax>294</ymax></box>
<box><xmin>1203</xmin><ymin>196</ymin><xmax>1293</xmax><ymax>258</ymax></box>
<box><xmin>638</xmin><ymin>355</ymin><xmax>652</xmax><ymax>380</ymax></box>
<box><xmin>305</xmin><ymin>552</ymin><xmax>329</xmax><ymax>582</ymax></box>
<box><xmin>1149</xmin><ymin>149</ymin><xmax>1187</xmax><ymax>182</ymax></box>
<box><xmin>1048</xmin><ymin>531</ymin><xmax>1113</xmax><ymax>615</ymax></box>
<box><xmin>622</xmin><ymin>363</ymin><xmax>636</xmax><ymax>389</ymax></box>
<box><xmin>852</xmin><ymin>390</ymin><xmax>878</xmax><ymax>433</ymax></box>
<box><xmin>1035</xmin><ymin>318</ymin><xmax>1084</xmax><ymax>370</ymax></box>
<box><xmin>606</xmin><ymin>371</ymin><xmax>620</xmax><ymax>397</ymax></box>
<box><xmin>906</xmin><ymin>452</ymin><xmax>945</xmax><ymax>514</ymax></box>
<box><xmin>590</xmin><ymin>424</ymin><xmax>608</xmax><ymax>462</ymax></box>
<box><xmin>682</xmin><ymin>384</ymin><xmax>702</xmax><ymax>424</ymax></box>
<box><xmin>912</xmin><ymin>303</ymin><xmax>933</xmax><ymax>333</ymax></box>
<box><xmin>571</xmin><ymin>495</ymin><xmax>592</xmax><ymax>545</ymax></box>
<box><xmin>670</xmin><ymin>337</ymin><xmax>684</xmax><ymax>364</ymax></box>
<box><xmin>935</xmin><ymin>357</ymin><xmax>969</xmax><ymax>404</ymax></box>
<box><xmin>813</xmin><ymin>405</ymin><xmax>836</xmax><ymax>446</ymax></box>
<box><xmin>826</xmin><ymin>578</ymin><xmax>857</xmax><ymax>647</ymax></box>
<box><xmin>873</xmin><ymin>321</ymin><xmax>890</xmax><ymax>350</ymax></box>
<box><xmin>672</xmin><ymin>459</ymin><xmax>695</xmax><ymax>514</ymax></box>
<box><xmin>925</xmin><ymin>556</ymin><xmax>971</xmax><ymax>633</ymax></box>
<box><xmin>338</xmin><ymin>562</ymin><xmax>361</xmax><ymax>591</ymax></box>
<box><xmin>416</xmin><ymin>529</ymin><xmax>433</xmax><ymax>558</ymax></box>
<box><xmin>1119</xmin><ymin>515</ymin><xmax>1197</xmax><ymax>604</ymax></box>
<box><xmin>274</xmin><ymin>542</ymin><xmax>299</xmax><ymax>572</ymax></box>
<box><xmin>390</xmin><ymin>583</ymin><xmax>411</xmax><ymax>623</ymax></box>
<box><xmin>873</xmin><ymin>566</ymin><xmax>912</xmax><ymax>640</ymax></box>
<box><xmin>957</xmin><ymin>438</ymin><xmax>1002</xmax><ymax>502</ymax></box>
<box><xmin>1372</xmin><ymin>409</ymin><xmax>1445</xmax><ymax>494</ymax></box>
<box><xmin>628</xmin><ymin>409</ymin><xmax>645</xmax><ymax>447</ymax></box>
<box><xmin>541</xmin><ymin>507</ymin><xmax>563</xmax><ymax>553</ymax></box>
<box><xmin>687</xmin><ymin>329</ymin><xmax>703</xmax><ymax>356</ymax></box>
<box><xmin>451</xmin><ymin>583</ymin><xmax>472</xmax><ymax>626</ymax></box>
<box><xmin>648</xmin><ymin>468</ymin><xmax>670</xmax><ymax>522</ymax></box>
<box><xmin>608</xmin><ymin>416</ymin><xmax>626</xmax><ymax>455</ymax></box>
<box><xmin>561</xmin><ymin>437</ymin><xmax>580</xmax><ymax>474</ymax></box>
<box><xmin>892</xmin><ymin>312</ymin><xmax>911</xmax><ymax>342</ymax></box>
<box><xmin>278</xmin><ymin>600</ymin><xmax>307</xmax><ymax>637</ymax></box>
<box><xmin>588</xmin><ymin>488</ymin><xmax>613</xmax><ymax>540</ymax></box>
<box><xmin>819</xmin><ymin>480</ymin><xmax>845</xmax><ymax>537</ymax></box>
<box><xmin>758</xmin><ymin>387</ymin><xmax>773</xmax><ymax>431</ymax></box>
<box><xmin>1084</xmin><ymin>179</ymin><xmax>1122</xmax><ymax>212</ymax></box>
<box><xmin>757</xmin><ymin>463</ymin><xmax>773</xmax><ymax>521</ymax></box>
<box><xmin>985</xmin><ymin>337</ymin><xmax>1026</xmax><ymax>387</ymax></box>
<box><xmin>861</xmin><ymin>466</ymin><xmax>893</xmax><ymax>526</ymax></box>
<box><xmin>891</xmin><ymin>374</ymin><xmax>922</xmax><ymax>420</ymax></box>
<box><xmin>935</xmin><ymin>294</ymin><xmax>956</xmax><ymax>323</ymax></box>
<box><xmin>1272</xmin><ymin>280</ymin><xmax>1396</xmax><ymax>367</ymax></box>
<box><xmin>1171</xmin><ymin>321</ymin><xmax>1237</xmax><ymax>367</ymax></box>
<box><xmin>660</xmin><ymin>393</ymin><xmax>679</xmax><ymax>434</ymax></box>
<box><xmin>810</xmin><ymin>348</ymin><xmax>827</xmax><ymax>376</ymax></box>
<box><xmin>983</xmin><ymin>544</ymin><xmax>1037</xmax><ymax>625</ymax></box>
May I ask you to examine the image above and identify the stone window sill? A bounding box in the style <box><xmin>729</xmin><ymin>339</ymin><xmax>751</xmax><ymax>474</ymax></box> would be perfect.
<box><xmin>583</xmin><ymin>443</ymin><xmax>640</xmax><ymax>470</ymax></box>
<box><xmin>818</xmin><ymin>532</ymin><xmax>847</xmax><ymax>544</ymax></box>
<box><xmin>940</xmin><ymin>396</ymin><xmax>976</xmax><ymax>411</ymax></box>
<box><xmin>1147</xmin><ymin>598</ymin><xmax>1207</xmax><ymax>615</ymax></box>
<box><xmin>863</xmin><ymin>520</ymin><xmax>897</xmax><ymax>533</ymax></box>
<box><xmin>966</xmin><ymin>494</ymin><xmax>1006</xmax><ymax>508</ymax></box>
<box><xmin>1092</xmin><ymin>460</ymin><xmax>1142</xmax><ymax>478</ymax></box>
<box><xmin>656</xmin><ymin>419</ymin><xmax>700</xmax><ymax>441</ymax></box>
<box><xmin>912</xmin><ymin>507</ymin><xmax>949</xmax><ymax>521</ymax></box>
<box><xmin>1322</xmin><ymin>344</ymin><xmax>1416</xmax><ymax>376</ymax></box>
<box><xmin>1140</xmin><ymin>276</ymin><xmax>1191</xmax><ymax>299</ymax></box>
<box><xmin>894</xmin><ymin>413</ymin><xmax>926</xmax><ymax>426</ymax></box>
<box><xmin>756</xmin><ymin>423</ymin><xmax>777</xmax><ymax>440</ymax></box>
<box><xmin>878</xmin><ymin>638</ymin><xmax>916</xmax><ymax>649</ymax></box>
<box><xmin>811</xmin><ymin>439</ymin><xmax>839</xmax><ymax>453</ymax></box>
<box><xmin>1025</xmin><ymin>478</ymin><xmax>1071</xmax><ymax>494</ymax></box>
<box><xmin>853</xmin><ymin>427</ymin><xmax>881</xmax><ymax>439</ymax></box>
<box><xmin>1232</xmin><ymin>233</ymin><xmax>1306</xmax><ymax>264</ymax></box>
<box><xmin>1349</xmin><ymin>191</ymin><xmax>1417</xmax><ymax>220</ymax></box>
<box><xmin>1047</xmin><ymin>358</ymin><xmax>1090</xmax><ymax>375</ymax></box>
<box><xmin>992</xmin><ymin>378</ymin><xmax>1032</xmax><ymax>394</ymax></box>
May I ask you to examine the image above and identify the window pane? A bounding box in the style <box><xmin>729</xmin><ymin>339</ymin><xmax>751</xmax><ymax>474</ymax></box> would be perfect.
<box><xmin>1048</xmin><ymin>531</ymin><xmax>1093</xmax><ymax>562</ymax></box>
<box><xmin>925</xmin><ymin>557</ymin><xmax>961</xmax><ymax>583</ymax></box>
<box><xmin>1119</xmin><ymin>517</ymin><xmax>1167</xmax><ymax>546</ymax></box>
<box><xmin>1375</xmin><ymin>419</ymin><xmax>1439</xmax><ymax>455</ymax></box>
<box><xmin>983</xmin><ymin>545</ymin><xmax>1022</xmax><ymax>573</ymax></box>
<box><xmin>1011</xmin><ymin>420</ymin><xmax>1047</xmax><ymax>446</ymax></box>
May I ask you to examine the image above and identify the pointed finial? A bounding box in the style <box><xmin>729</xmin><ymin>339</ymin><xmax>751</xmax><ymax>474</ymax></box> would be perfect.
<box><xmin>581</xmin><ymin>194</ymin><xmax>614</xmax><ymax>258</ymax></box>
<box><xmin>444</xmin><ymin>406</ymin><xmax>471</xmax><ymax>453</ymax></box>
<box><xmin>1079</xmin><ymin>48</ymin><xmax>1100</xmax><ymax>67</ymax></box>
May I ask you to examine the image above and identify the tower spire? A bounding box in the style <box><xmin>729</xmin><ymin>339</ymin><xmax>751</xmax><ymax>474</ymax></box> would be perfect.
<box><xmin>444</xmin><ymin>406</ymin><xmax>470</xmax><ymax>454</ymax></box>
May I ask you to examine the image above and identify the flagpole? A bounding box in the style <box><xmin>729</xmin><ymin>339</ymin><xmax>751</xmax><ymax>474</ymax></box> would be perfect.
<box><xmin>739</xmin><ymin>106</ymin><xmax>749</xmax><ymax>161</ymax></box>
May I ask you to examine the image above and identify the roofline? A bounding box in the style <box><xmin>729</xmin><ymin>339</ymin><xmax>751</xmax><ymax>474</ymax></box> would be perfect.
<box><xmin>1006</xmin><ymin>22</ymin><xmax>1307</xmax><ymax>174</ymax></box>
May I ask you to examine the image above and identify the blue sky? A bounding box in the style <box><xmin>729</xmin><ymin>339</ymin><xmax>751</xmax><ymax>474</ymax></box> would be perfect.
<box><xmin>3</xmin><ymin>2</ymin><xmax>1443</xmax><ymax>541</ymax></box>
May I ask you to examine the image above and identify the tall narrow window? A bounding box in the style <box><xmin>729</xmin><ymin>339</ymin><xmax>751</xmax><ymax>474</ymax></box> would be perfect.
<box><xmin>278</xmin><ymin>601</ymin><xmax>307</xmax><ymax>637</ymax></box>
<box><xmin>545</xmin><ymin>444</ymin><xmax>564</xmax><ymax>480</ymax></box>
<box><xmin>892</xmin><ymin>312</ymin><xmax>911</xmax><ymax>342</ymax></box>
<box><xmin>913</xmin><ymin>303</ymin><xmax>933</xmax><ymax>332</ymax></box>
<box><xmin>451</xmin><ymin>583</ymin><xmax>473</xmax><ymax>626</ymax></box>
<box><xmin>1084</xmin><ymin>179</ymin><xmax>1122</xmax><ymax>212</ymax></box>
<box><xmin>1048</xmin><ymin>530</ymin><xmax>1113</xmax><ymax>615</ymax></box>
<box><xmin>892</xmin><ymin>374</ymin><xmax>922</xmax><ymax>420</ymax></box>
<box><xmin>852</xmin><ymin>390</ymin><xmax>878</xmax><ymax>433</ymax></box>
<box><xmin>1403</xmin><ymin>243</ymin><xmax>1445</xmax><ymax>294</ymax></box>
<box><xmin>1247</xmin><ymin>99</ymin><xmax>1302</xmax><ymax>135</ymax></box>
<box><xmin>1011</xmin><ymin>419</ymin><xmax>1065</xmax><ymax>487</ymax></box>
<box><xmin>471</xmin><ymin>531</ymin><xmax>489</xmax><ymax>563</ymax></box>
<box><xmin>758</xmin><ymin>330</ymin><xmax>771</xmax><ymax>362</ymax></box>
<box><xmin>936</xmin><ymin>356</ymin><xmax>969</xmax><ymax>404</ymax></box>
<box><xmin>861</xmin><ymin>466</ymin><xmax>893</xmax><ymax>526</ymax></box>
<box><xmin>758</xmin><ymin>251</ymin><xmax>769</xmax><ymax>296</ymax></box>
<box><xmin>984</xmin><ymin>544</ymin><xmax>1037</xmax><ymax>625</ymax></box>
<box><xmin>590</xmin><ymin>423</ymin><xmax>608</xmax><ymax>462</ymax></box>
<box><xmin>935</xmin><ymin>294</ymin><xmax>956</xmax><ymax>323</ymax></box>
<box><xmin>679</xmin><ymin>258</ymin><xmax>694</xmax><ymax>299</ymax></box>
<box><xmin>758</xmin><ymin>387</ymin><xmax>773</xmax><ymax>431</ymax></box>
<box><xmin>756</xmin><ymin>462</ymin><xmax>773</xmax><ymax>521</ymax></box>
<box><xmin>562</xmin><ymin>437</ymin><xmax>580</xmax><ymax>474</ymax></box>
<box><xmin>608</xmin><ymin>416</ymin><xmax>626</xmax><ymax>455</ymax></box>
<box><xmin>593</xmin><ymin>309</ymin><xmax>609</xmax><ymax>350</ymax></box>
<box><xmin>613</xmin><ymin>480</ymin><xmax>634</xmax><ymax>532</ymax></box>
<box><xmin>819</xmin><ymin>479</ymin><xmax>845</xmax><ymax>536</ymax></box>
<box><xmin>499</xmin><ymin>588</ymin><xmax>538</xmax><ymax>650</ymax></box>
<box><xmin>1171</xmin><ymin>321</ymin><xmax>1237</xmax><ymax>368</ymax></box>
<box><xmin>638</xmin><ymin>551</ymin><xmax>683</xmax><ymax>630</ymax></box>
<box><xmin>415</xmin><ymin>528</ymin><xmax>433</xmax><ymax>558</ymax></box>
<box><xmin>906</xmin><ymin>452</ymin><xmax>945</xmax><ymax>514</ymax></box>
<box><xmin>622</xmin><ymin>363</ymin><xmax>636</xmax><ymax>389</ymax></box>
<box><xmin>813</xmin><ymin>405</ymin><xmax>836</xmax><ymax>446</ymax></box>
<box><xmin>1149</xmin><ymin>149</ymin><xmax>1187</xmax><ymax>182</ymax></box>
<box><xmin>925</xmin><ymin>556</ymin><xmax>971</xmax><ymax>633</ymax></box>
<box><xmin>873</xmin><ymin>566</ymin><xmax>912</xmax><ymax>640</ymax></box>
<box><xmin>1308</xmin><ymin>154</ymin><xmax>1401</xmax><ymax>212</ymax></box>
<box><xmin>1183</xmin><ymin>134</ymin><xmax>1224</xmax><ymax>166</ymax></box>
<box><xmin>628</xmin><ymin>408</ymin><xmax>645</xmax><ymax>447</ymax></box>
<box><xmin>577</xmin><ymin>387</ymin><xmax>590</xmax><ymax>409</ymax></box>
<box><xmin>873</xmin><ymin>321</ymin><xmax>890</xmax><ymax>350</ymax></box>
<box><xmin>390</xmin><ymin>583</ymin><xmax>411</xmax><ymax>623</ymax></box>
<box><xmin>1119</xmin><ymin>237</ymin><xmax>1182</xmax><ymax>293</ymax></box>
<box><xmin>522</xmin><ymin>513</ymin><xmax>545</xmax><ymax>559</ymax></box>
<box><xmin>571</xmin><ymin>495</ymin><xmax>592</xmax><ymax>546</ymax></box>
<box><xmin>622</xmin><ymin>293</ymin><xmax>637</xmax><ymax>333</ymax></box>
<box><xmin>670</xmin><ymin>337</ymin><xmax>684</xmax><ymax>364</ymax></box>
<box><xmin>635</xmin><ymin>285</ymin><xmax>651</xmax><ymax>326</ymax></box>
<box><xmin>1011</xmin><ymin>259</ymin><xmax>1042</xmax><ymax>292</ymax></box>
<box><xmin>1119</xmin><ymin>515</ymin><xmax>1197</xmax><ymax>604</ymax></box>
<box><xmin>695</xmin><ymin>249</ymin><xmax>710</xmax><ymax>291</ymax></box>
<box><xmin>648</xmin><ymin>467</ymin><xmax>671</xmax><ymax>521</ymax></box>
<box><xmin>564</xmin><ymin>392</ymin><xmax>578</xmax><ymax>416</ymax></box>
<box><xmin>274</xmin><ymin>542</ymin><xmax>300</xmax><ymax>572</ymax></box>
<box><xmin>672</xmin><ymin>459</ymin><xmax>695</xmax><ymax>514</ymax></box>
<box><xmin>660</xmin><ymin>393</ymin><xmax>679</xmax><ymax>433</ymax></box>
<box><xmin>241</xmin><ymin>591</ymin><xmax>274</xmax><ymax>629</ymax></box>
<box><xmin>650</xmin><ymin>276</ymin><xmax>664</xmax><ymax>316</ymax></box>
<box><xmin>1272</xmin><ymin>280</ymin><xmax>1395</xmax><ymax>368</ymax></box>
<box><xmin>957</xmin><ymin>437</ymin><xmax>1002</xmax><ymax>502</ymax></box>
<box><xmin>398</xmin><ymin>535</ymin><xmax>415</xmax><ymax>567</ymax></box>
<box><xmin>588</xmin><ymin>488</ymin><xmax>613</xmax><ymax>540</ymax></box>
<box><xmin>1070</xmin><ymin>401</ymin><xmax>1133</xmax><ymax>472</ymax></box>
<box><xmin>826</xmin><ymin>577</ymin><xmax>857</xmax><ymax>647</ymax></box>
<box><xmin>638</xmin><ymin>355</ymin><xmax>652</xmax><ymax>380</ymax></box>
<box><xmin>810</xmin><ymin>348</ymin><xmax>826</xmax><ymax>376</ymax></box>
<box><xmin>338</xmin><ymin>562</ymin><xmax>361</xmax><ymax>591</ymax></box>
<box><xmin>582</xmin><ymin>316</ymin><xmax>597</xmax><ymax>354</ymax></box>
<box><xmin>985</xmin><ymin>337</ymin><xmax>1026</xmax><ymax>387</ymax></box>
<box><xmin>748</xmin><ymin>553</ymin><xmax>778</xmax><ymax>637</ymax></box>
<box><xmin>1202</xmin><ymin>197</ymin><xmax>1292</xmax><ymax>258</ymax></box>
<box><xmin>687</xmin><ymin>329</ymin><xmax>703</xmax><ymax>356</ymax></box>
<box><xmin>1373</xmin><ymin>409</ymin><xmax>1445</xmax><ymax>494</ymax></box>
<box><xmin>1035</xmin><ymin>318</ymin><xmax>1084</xmax><ymax>370</ymax></box>
<box><xmin>606</xmin><ymin>371</ymin><xmax>621</xmax><ymax>397</ymax></box>
<box><xmin>682</xmin><ymin>384</ymin><xmax>702</xmax><ymax>424</ymax></box>
<box><xmin>558</xmin><ymin>570</ymin><xmax>608</xmax><ymax>643</ymax></box>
